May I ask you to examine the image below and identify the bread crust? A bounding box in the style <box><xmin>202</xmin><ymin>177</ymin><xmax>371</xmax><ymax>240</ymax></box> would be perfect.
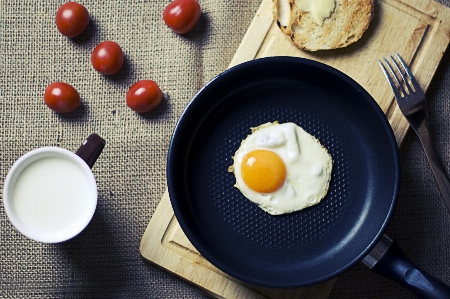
<box><xmin>273</xmin><ymin>0</ymin><xmax>374</xmax><ymax>51</ymax></box>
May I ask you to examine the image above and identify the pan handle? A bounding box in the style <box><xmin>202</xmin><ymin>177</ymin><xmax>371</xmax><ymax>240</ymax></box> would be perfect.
<box><xmin>363</xmin><ymin>235</ymin><xmax>450</xmax><ymax>298</ymax></box>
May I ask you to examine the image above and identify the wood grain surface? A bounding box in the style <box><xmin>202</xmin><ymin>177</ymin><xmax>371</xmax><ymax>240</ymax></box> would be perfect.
<box><xmin>140</xmin><ymin>0</ymin><xmax>450</xmax><ymax>297</ymax></box>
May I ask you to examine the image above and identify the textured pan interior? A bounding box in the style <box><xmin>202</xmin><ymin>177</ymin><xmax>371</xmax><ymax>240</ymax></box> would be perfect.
<box><xmin>167</xmin><ymin>57</ymin><xmax>399</xmax><ymax>288</ymax></box>
<box><xmin>210</xmin><ymin>105</ymin><xmax>347</xmax><ymax>248</ymax></box>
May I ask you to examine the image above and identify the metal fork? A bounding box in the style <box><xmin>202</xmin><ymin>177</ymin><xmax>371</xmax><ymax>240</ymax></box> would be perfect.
<box><xmin>379</xmin><ymin>52</ymin><xmax>450</xmax><ymax>214</ymax></box>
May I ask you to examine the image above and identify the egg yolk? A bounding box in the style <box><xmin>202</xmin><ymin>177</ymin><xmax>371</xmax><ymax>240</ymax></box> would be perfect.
<box><xmin>241</xmin><ymin>150</ymin><xmax>286</xmax><ymax>193</ymax></box>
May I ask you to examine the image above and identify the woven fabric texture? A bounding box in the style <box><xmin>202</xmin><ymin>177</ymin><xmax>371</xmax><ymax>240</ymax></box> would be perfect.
<box><xmin>1</xmin><ymin>0</ymin><xmax>449</xmax><ymax>298</ymax></box>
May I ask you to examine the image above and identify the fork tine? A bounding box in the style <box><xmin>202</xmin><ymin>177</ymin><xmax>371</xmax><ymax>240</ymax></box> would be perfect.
<box><xmin>388</xmin><ymin>54</ymin><xmax>413</xmax><ymax>94</ymax></box>
<box><xmin>383</xmin><ymin>57</ymin><xmax>407</xmax><ymax>96</ymax></box>
<box><xmin>394</xmin><ymin>52</ymin><xmax>421</xmax><ymax>91</ymax></box>
<box><xmin>378</xmin><ymin>58</ymin><xmax>404</xmax><ymax>98</ymax></box>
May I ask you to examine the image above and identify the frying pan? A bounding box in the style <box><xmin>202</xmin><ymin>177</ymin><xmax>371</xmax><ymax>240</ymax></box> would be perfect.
<box><xmin>167</xmin><ymin>57</ymin><xmax>450</xmax><ymax>297</ymax></box>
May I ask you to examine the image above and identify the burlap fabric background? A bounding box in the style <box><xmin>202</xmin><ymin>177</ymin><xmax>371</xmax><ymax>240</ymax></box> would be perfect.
<box><xmin>1</xmin><ymin>0</ymin><xmax>449</xmax><ymax>298</ymax></box>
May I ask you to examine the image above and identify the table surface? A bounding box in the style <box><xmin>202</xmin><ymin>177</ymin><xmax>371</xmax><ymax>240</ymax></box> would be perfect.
<box><xmin>1</xmin><ymin>1</ymin><xmax>450</xmax><ymax>298</ymax></box>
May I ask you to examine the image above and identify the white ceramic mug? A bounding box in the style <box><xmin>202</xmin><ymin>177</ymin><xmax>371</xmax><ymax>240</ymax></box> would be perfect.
<box><xmin>3</xmin><ymin>134</ymin><xmax>105</xmax><ymax>243</ymax></box>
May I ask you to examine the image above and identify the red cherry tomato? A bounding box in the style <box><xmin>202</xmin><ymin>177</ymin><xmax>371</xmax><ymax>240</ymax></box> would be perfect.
<box><xmin>163</xmin><ymin>0</ymin><xmax>201</xmax><ymax>34</ymax></box>
<box><xmin>126</xmin><ymin>80</ymin><xmax>163</xmax><ymax>113</ymax></box>
<box><xmin>44</xmin><ymin>82</ymin><xmax>81</xmax><ymax>113</ymax></box>
<box><xmin>91</xmin><ymin>41</ymin><xmax>124</xmax><ymax>75</ymax></box>
<box><xmin>55</xmin><ymin>2</ymin><xmax>90</xmax><ymax>38</ymax></box>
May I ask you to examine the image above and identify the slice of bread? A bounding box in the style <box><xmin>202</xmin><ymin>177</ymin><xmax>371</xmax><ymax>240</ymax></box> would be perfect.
<box><xmin>272</xmin><ymin>0</ymin><xmax>374</xmax><ymax>51</ymax></box>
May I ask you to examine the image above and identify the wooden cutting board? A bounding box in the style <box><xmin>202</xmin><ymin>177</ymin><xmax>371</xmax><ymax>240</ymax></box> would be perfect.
<box><xmin>140</xmin><ymin>0</ymin><xmax>450</xmax><ymax>298</ymax></box>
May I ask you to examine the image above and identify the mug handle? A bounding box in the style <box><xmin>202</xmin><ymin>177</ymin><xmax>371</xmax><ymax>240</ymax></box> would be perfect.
<box><xmin>75</xmin><ymin>134</ymin><xmax>106</xmax><ymax>168</ymax></box>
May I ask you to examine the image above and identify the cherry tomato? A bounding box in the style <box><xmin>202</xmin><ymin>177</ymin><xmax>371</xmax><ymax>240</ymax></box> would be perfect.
<box><xmin>126</xmin><ymin>80</ymin><xmax>163</xmax><ymax>113</ymax></box>
<box><xmin>163</xmin><ymin>0</ymin><xmax>201</xmax><ymax>34</ymax></box>
<box><xmin>91</xmin><ymin>41</ymin><xmax>124</xmax><ymax>75</ymax></box>
<box><xmin>55</xmin><ymin>2</ymin><xmax>90</xmax><ymax>38</ymax></box>
<box><xmin>44</xmin><ymin>82</ymin><xmax>81</xmax><ymax>113</ymax></box>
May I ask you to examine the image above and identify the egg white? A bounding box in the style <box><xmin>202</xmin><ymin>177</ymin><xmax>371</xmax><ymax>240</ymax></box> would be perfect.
<box><xmin>231</xmin><ymin>122</ymin><xmax>333</xmax><ymax>215</ymax></box>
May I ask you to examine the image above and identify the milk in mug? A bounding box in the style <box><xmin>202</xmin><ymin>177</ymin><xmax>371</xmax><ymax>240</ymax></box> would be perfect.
<box><xmin>4</xmin><ymin>146</ymin><xmax>99</xmax><ymax>243</ymax></box>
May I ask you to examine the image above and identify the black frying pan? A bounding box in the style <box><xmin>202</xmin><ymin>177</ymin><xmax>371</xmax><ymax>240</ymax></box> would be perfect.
<box><xmin>167</xmin><ymin>57</ymin><xmax>450</xmax><ymax>297</ymax></box>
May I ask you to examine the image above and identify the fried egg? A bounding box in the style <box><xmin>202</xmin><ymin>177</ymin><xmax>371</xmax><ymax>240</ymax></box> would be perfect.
<box><xmin>230</xmin><ymin>122</ymin><xmax>333</xmax><ymax>215</ymax></box>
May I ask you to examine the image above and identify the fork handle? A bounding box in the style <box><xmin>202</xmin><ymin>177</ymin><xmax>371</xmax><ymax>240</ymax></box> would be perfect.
<box><xmin>417</xmin><ymin>130</ymin><xmax>450</xmax><ymax>213</ymax></box>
